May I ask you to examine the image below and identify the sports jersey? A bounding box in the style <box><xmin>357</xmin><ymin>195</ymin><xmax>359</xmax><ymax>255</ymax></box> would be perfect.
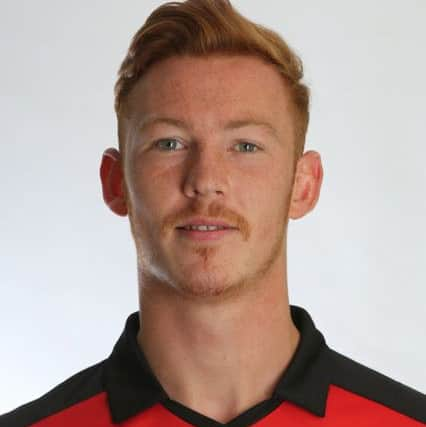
<box><xmin>1</xmin><ymin>305</ymin><xmax>425</xmax><ymax>426</ymax></box>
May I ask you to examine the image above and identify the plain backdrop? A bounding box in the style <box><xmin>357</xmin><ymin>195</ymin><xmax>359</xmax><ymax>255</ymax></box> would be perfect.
<box><xmin>1</xmin><ymin>0</ymin><xmax>425</xmax><ymax>414</ymax></box>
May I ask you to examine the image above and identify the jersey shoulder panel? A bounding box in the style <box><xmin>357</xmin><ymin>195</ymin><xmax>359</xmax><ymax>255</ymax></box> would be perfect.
<box><xmin>325</xmin><ymin>347</ymin><xmax>426</xmax><ymax>424</ymax></box>
<box><xmin>0</xmin><ymin>359</ymin><xmax>106</xmax><ymax>427</ymax></box>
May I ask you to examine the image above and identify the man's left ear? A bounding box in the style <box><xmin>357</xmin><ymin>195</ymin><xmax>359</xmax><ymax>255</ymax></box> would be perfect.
<box><xmin>288</xmin><ymin>150</ymin><xmax>324</xmax><ymax>220</ymax></box>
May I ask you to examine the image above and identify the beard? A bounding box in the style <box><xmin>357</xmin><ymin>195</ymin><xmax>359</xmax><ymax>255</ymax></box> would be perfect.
<box><xmin>128</xmin><ymin>199</ymin><xmax>289</xmax><ymax>305</ymax></box>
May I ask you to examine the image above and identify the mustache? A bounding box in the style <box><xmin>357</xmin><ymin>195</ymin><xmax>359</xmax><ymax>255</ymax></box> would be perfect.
<box><xmin>162</xmin><ymin>202</ymin><xmax>250</xmax><ymax>241</ymax></box>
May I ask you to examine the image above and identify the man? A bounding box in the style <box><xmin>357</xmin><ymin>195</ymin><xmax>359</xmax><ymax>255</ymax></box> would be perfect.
<box><xmin>1</xmin><ymin>0</ymin><xmax>424</xmax><ymax>426</ymax></box>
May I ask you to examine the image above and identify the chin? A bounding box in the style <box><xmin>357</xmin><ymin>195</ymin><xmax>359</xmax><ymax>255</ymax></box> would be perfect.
<box><xmin>171</xmin><ymin>270</ymin><xmax>249</xmax><ymax>303</ymax></box>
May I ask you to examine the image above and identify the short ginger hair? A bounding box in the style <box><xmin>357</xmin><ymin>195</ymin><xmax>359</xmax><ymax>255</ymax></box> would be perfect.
<box><xmin>114</xmin><ymin>0</ymin><xmax>310</xmax><ymax>162</ymax></box>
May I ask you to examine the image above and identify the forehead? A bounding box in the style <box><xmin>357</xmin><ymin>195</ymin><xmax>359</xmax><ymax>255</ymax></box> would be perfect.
<box><xmin>125</xmin><ymin>54</ymin><xmax>294</xmax><ymax>131</ymax></box>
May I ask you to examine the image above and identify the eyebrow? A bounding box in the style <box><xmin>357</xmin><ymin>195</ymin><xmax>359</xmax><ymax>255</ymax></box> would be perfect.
<box><xmin>137</xmin><ymin>116</ymin><xmax>279</xmax><ymax>139</ymax></box>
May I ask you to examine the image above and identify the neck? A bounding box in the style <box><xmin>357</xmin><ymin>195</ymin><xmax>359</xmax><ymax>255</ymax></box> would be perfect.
<box><xmin>136</xmin><ymin>254</ymin><xmax>300</xmax><ymax>424</ymax></box>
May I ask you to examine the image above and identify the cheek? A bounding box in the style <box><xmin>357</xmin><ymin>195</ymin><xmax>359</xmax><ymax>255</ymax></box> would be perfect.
<box><xmin>127</xmin><ymin>158</ymin><xmax>181</xmax><ymax>223</ymax></box>
<box><xmin>125</xmin><ymin>161</ymin><xmax>155</xmax><ymax>216</ymax></box>
<box><xmin>246</xmin><ymin>164</ymin><xmax>289</xmax><ymax>202</ymax></box>
<box><xmin>241</xmin><ymin>168</ymin><xmax>289</xmax><ymax>232</ymax></box>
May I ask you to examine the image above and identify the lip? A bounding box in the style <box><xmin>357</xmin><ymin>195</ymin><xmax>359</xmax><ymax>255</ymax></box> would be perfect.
<box><xmin>176</xmin><ymin>227</ymin><xmax>237</xmax><ymax>241</ymax></box>
<box><xmin>176</xmin><ymin>216</ymin><xmax>237</xmax><ymax>229</ymax></box>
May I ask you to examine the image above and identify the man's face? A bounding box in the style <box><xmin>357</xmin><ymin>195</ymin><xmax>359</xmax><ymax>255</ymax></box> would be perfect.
<box><xmin>121</xmin><ymin>54</ymin><xmax>298</xmax><ymax>301</ymax></box>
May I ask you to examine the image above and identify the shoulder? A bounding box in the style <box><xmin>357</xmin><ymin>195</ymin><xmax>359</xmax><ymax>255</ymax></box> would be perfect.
<box><xmin>0</xmin><ymin>359</ymin><xmax>106</xmax><ymax>427</ymax></box>
<box><xmin>323</xmin><ymin>346</ymin><xmax>426</xmax><ymax>424</ymax></box>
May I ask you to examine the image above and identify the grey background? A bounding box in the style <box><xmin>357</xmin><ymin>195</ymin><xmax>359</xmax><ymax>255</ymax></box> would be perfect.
<box><xmin>1</xmin><ymin>0</ymin><xmax>425</xmax><ymax>413</ymax></box>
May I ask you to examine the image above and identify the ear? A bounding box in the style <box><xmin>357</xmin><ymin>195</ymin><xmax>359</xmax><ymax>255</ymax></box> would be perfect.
<box><xmin>100</xmin><ymin>148</ymin><xmax>128</xmax><ymax>216</ymax></box>
<box><xmin>288</xmin><ymin>150</ymin><xmax>324</xmax><ymax>220</ymax></box>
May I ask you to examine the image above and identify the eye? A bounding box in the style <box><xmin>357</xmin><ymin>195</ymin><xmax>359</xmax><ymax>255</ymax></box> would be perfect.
<box><xmin>154</xmin><ymin>138</ymin><xmax>185</xmax><ymax>151</ymax></box>
<box><xmin>153</xmin><ymin>139</ymin><xmax>261</xmax><ymax>153</ymax></box>
<box><xmin>234</xmin><ymin>141</ymin><xmax>261</xmax><ymax>153</ymax></box>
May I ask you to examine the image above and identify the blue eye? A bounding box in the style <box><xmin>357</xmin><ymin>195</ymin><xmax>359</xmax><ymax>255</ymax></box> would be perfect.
<box><xmin>235</xmin><ymin>142</ymin><xmax>260</xmax><ymax>153</ymax></box>
<box><xmin>154</xmin><ymin>139</ymin><xmax>260</xmax><ymax>153</ymax></box>
<box><xmin>155</xmin><ymin>139</ymin><xmax>184</xmax><ymax>151</ymax></box>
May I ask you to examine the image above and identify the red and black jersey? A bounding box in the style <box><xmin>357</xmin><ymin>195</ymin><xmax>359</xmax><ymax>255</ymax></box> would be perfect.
<box><xmin>1</xmin><ymin>305</ymin><xmax>425</xmax><ymax>426</ymax></box>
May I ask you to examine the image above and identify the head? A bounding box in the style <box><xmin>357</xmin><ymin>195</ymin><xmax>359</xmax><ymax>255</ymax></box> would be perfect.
<box><xmin>115</xmin><ymin>0</ymin><xmax>309</xmax><ymax>164</ymax></box>
<box><xmin>100</xmin><ymin>0</ymin><xmax>323</xmax><ymax>302</ymax></box>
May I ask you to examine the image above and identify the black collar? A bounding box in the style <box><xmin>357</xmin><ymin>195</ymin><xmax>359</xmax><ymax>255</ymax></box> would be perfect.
<box><xmin>103</xmin><ymin>305</ymin><xmax>330</xmax><ymax>424</ymax></box>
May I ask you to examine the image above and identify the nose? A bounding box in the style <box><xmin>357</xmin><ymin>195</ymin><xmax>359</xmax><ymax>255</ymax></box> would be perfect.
<box><xmin>182</xmin><ymin>145</ymin><xmax>229</xmax><ymax>199</ymax></box>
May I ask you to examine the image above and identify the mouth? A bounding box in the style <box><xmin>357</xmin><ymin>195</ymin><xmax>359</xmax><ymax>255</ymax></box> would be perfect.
<box><xmin>176</xmin><ymin>227</ymin><xmax>237</xmax><ymax>241</ymax></box>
